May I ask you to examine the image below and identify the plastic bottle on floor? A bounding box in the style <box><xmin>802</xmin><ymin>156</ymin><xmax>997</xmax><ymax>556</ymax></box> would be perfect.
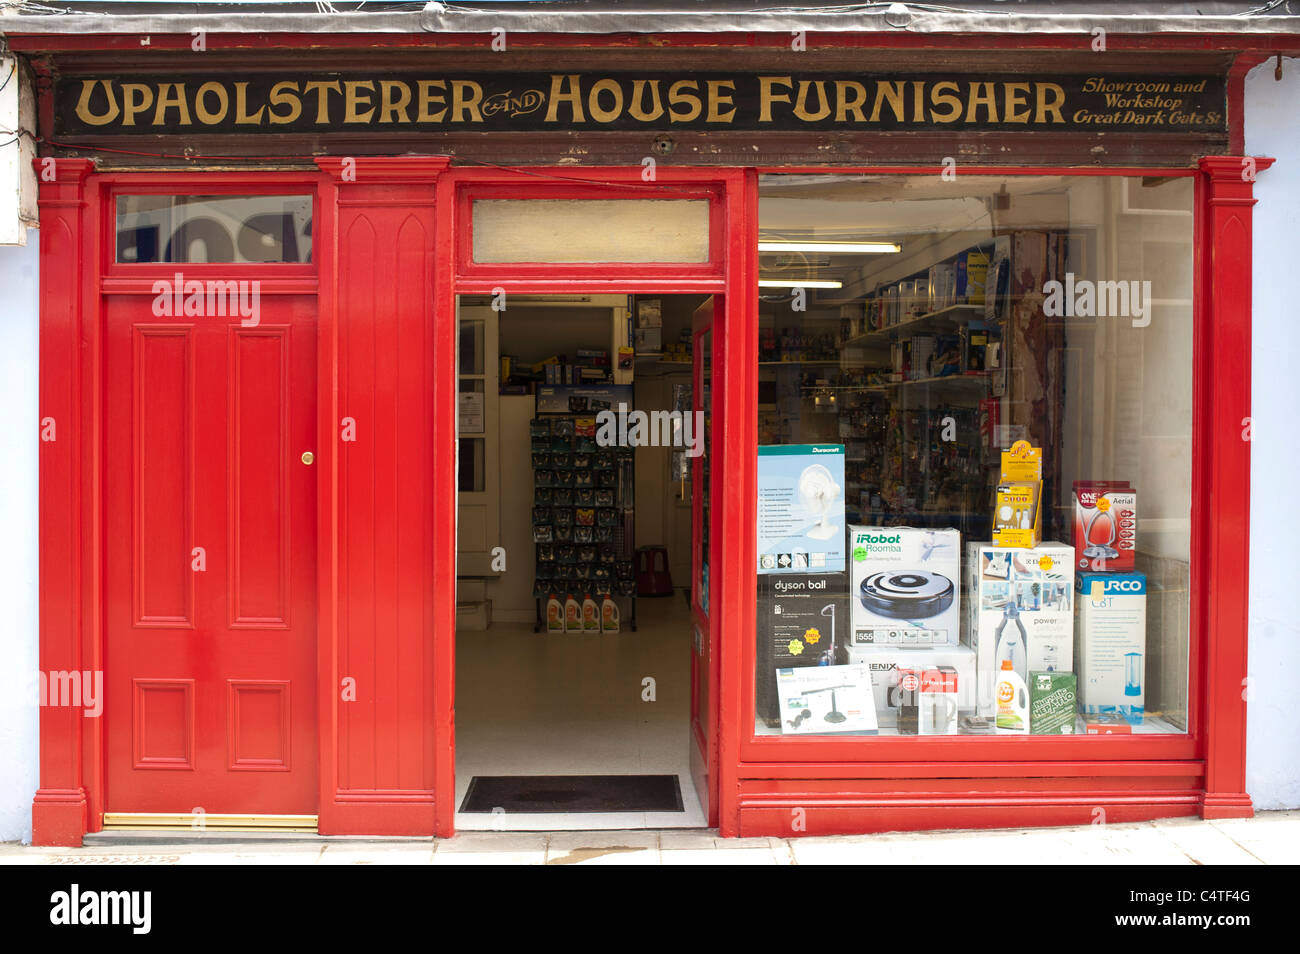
<box><xmin>564</xmin><ymin>594</ymin><xmax>582</xmax><ymax>634</ymax></box>
<box><xmin>601</xmin><ymin>594</ymin><xmax>620</xmax><ymax>634</ymax></box>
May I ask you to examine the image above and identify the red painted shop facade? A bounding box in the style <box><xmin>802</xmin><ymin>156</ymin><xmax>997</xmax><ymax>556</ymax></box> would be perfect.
<box><xmin>15</xmin><ymin>30</ymin><xmax>1282</xmax><ymax>844</ymax></box>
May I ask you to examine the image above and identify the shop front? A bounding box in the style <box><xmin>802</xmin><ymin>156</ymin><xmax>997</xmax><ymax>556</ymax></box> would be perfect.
<box><xmin>17</xmin><ymin>27</ymin><xmax>1268</xmax><ymax>844</ymax></box>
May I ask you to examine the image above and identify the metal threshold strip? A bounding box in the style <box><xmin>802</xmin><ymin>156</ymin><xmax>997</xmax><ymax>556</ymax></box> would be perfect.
<box><xmin>102</xmin><ymin>813</ymin><xmax>318</xmax><ymax>833</ymax></box>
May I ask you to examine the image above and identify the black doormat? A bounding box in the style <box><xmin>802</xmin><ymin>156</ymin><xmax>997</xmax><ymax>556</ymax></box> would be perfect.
<box><xmin>460</xmin><ymin>774</ymin><xmax>684</xmax><ymax>814</ymax></box>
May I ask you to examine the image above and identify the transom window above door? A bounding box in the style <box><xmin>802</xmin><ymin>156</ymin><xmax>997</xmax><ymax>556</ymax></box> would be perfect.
<box><xmin>116</xmin><ymin>194</ymin><xmax>313</xmax><ymax>263</ymax></box>
<box><xmin>471</xmin><ymin>198</ymin><xmax>710</xmax><ymax>263</ymax></box>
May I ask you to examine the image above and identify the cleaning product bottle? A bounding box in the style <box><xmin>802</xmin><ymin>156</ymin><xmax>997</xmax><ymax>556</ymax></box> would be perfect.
<box><xmin>564</xmin><ymin>594</ymin><xmax>582</xmax><ymax>634</ymax></box>
<box><xmin>601</xmin><ymin>593</ymin><xmax>620</xmax><ymax>634</ymax></box>
<box><xmin>995</xmin><ymin>659</ymin><xmax>1030</xmax><ymax>734</ymax></box>
<box><xmin>582</xmin><ymin>593</ymin><xmax>599</xmax><ymax>632</ymax></box>
<box><xmin>546</xmin><ymin>593</ymin><xmax>563</xmax><ymax>633</ymax></box>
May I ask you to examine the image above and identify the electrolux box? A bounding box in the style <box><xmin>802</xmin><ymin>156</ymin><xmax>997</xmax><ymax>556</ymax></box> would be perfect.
<box><xmin>844</xmin><ymin>643</ymin><xmax>976</xmax><ymax>730</ymax></box>
<box><xmin>848</xmin><ymin>526</ymin><xmax>961</xmax><ymax>647</ymax></box>
<box><xmin>1075</xmin><ymin>572</ymin><xmax>1147</xmax><ymax>724</ymax></box>
<box><xmin>966</xmin><ymin>541</ymin><xmax>1075</xmax><ymax>716</ymax></box>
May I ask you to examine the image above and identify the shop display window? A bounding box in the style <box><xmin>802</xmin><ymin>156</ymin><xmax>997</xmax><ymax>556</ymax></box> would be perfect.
<box><xmin>752</xmin><ymin>174</ymin><xmax>1193</xmax><ymax>740</ymax></box>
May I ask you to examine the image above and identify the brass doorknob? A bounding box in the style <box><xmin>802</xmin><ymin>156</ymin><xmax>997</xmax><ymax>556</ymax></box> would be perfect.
<box><xmin>301</xmin><ymin>451</ymin><xmax>315</xmax><ymax>465</ymax></box>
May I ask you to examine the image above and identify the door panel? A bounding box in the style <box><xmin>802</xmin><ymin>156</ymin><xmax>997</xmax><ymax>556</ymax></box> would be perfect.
<box><xmin>105</xmin><ymin>293</ymin><xmax>318</xmax><ymax>815</ymax></box>
<box><xmin>690</xmin><ymin>294</ymin><xmax>720</xmax><ymax>826</ymax></box>
<box><xmin>456</xmin><ymin>305</ymin><xmax>500</xmax><ymax>576</ymax></box>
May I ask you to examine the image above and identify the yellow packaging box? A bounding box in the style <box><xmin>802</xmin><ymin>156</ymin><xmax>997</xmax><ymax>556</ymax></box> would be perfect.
<box><xmin>993</xmin><ymin>442</ymin><xmax>1043</xmax><ymax>547</ymax></box>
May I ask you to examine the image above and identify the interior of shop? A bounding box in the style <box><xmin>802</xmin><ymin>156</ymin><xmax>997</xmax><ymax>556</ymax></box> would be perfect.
<box><xmin>454</xmin><ymin>292</ymin><xmax>710</xmax><ymax>830</ymax></box>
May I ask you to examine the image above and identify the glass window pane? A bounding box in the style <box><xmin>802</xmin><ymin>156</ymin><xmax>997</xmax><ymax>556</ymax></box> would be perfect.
<box><xmin>460</xmin><ymin>321</ymin><xmax>485</xmax><ymax>375</ymax></box>
<box><xmin>459</xmin><ymin>438</ymin><xmax>485</xmax><ymax>493</ymax></box>
<box><xmin>116</xmin><ymin>194</ymin><xmax>312</xmax><ymax>263</ymax></box>
<box><xmin>754</xmin><ymin>173</ymin><xmax>1193</xmax><ymax>741</ymax></box>
<box><xmin>472</xmin><ymin>199</ymin><xmax>710</xmax><ymax>263</ymax></box>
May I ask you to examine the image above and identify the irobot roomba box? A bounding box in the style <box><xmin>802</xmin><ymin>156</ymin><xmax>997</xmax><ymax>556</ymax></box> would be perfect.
<box><xmin>848</xmin><ymin>527</ymin><xmax>962</xmax><ymax>647</ymax></box>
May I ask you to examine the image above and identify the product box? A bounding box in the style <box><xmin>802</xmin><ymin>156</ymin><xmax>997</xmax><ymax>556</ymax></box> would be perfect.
<box><xmin>455</xmin><ymin>600</ymin><xmax>492</xmax><ymax>631</ymax></box>
<box><xmin>967</xmin><ymin>541</ymin><xmax>1075</xmax><ymax>716</ymax></box>
<box><xmin>1029</xmin><ymin>671</ymin><xmax>1078</xmax><ymax>735</ymax></box>
<box><xmin>844</xmin><ymin>644</ymin><xmax>977</xmax><ymax>730</ymax></box>
<box><xmin>634</xmin><ymin>326</ymin><xmax>662</xmax><ymax>352</ymax></box>
<box><xmin>920</xmin><ymin>666</ymin><xmax>960</xmax><ymax>735</ymax></box>
<box><xmin>755</xmin><ymin>572</ymin><xmax>849</xmax><ymax>724</ymax></box>
<box><xmin>1072</xmin><ymin>481</ymin><xmax>1138</xmax><ymax>573</ymax></box>
<box><xmin>928</xmin><ymin>263</ymin><xmax>956</xmax><ymax>312</ymax></box>
<box><xmin>848</xmin><ymin>526</ymin><xmax>962</xmax><ymax>647</ymax></box>
<box><xmin>955</xmin><ymin>249</ymin><xmax>990</xmax><ymax>305</ymax></box>
<box><xmin>775</xmin><ymin>663</ymin><xmax>878</xmax><ymax>735</ymax></box>
<box><xmin>636</xmin><ymin>299</ymin><xmax>662</xmax><ymax>328</ymax></box>
<box><xmin>757</xmin><ymin>445</ymin><xmax>846</xmax><ymax>575</ymax></box>
<box><xmin>909</xmin><ymin>335</ymin><xmax>938</xmax><ymax>381</ymax></box>
<box><xmin>1075</xmin><ymin>572</ymin><xmax>1147</xmax><ymax>724</ymax></box>
<box><xmin>1084</xmin><ymin>714</ymin><xmax>1134</xmax><ymax>734</ymax></box>
<box><xmin>961</xmin><ymin>322</ymin><xmax>989</xmax><ymax>372</ymax></box>
<box><xmin>992</xmin><ymin>443</ymin><xmax>1044</xmax><ymax>548</ymax></box>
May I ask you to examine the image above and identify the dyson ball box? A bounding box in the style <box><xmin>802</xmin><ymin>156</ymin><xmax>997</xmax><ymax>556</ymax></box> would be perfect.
<box><xmin>849</xmin><ymin>527</ymin><xmax>962</xmax><ymax>648</ymax></box>
<box><xmin>966</xmin><ymin>542</ymin><xmax>1075</xmax><ymax>716</ymax></box>
<box><xmin>1075</xmin><ymin>572</ymin><xmax>1147</xmax><ymax>725</ymax></box>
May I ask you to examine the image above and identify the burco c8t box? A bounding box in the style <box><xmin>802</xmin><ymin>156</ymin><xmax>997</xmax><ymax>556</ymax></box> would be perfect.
<box><xmin>849</xmin><ymin>527</ymin><xmax>961</xmax><ymax>647</ymax></box>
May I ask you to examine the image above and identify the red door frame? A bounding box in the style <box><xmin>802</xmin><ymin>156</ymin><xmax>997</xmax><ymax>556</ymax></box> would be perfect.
<box><xmin>34</xmin><ymin>163</ymin><xmax>331</xmax><ymax>844</ymax></box>
<box><xmin>437</xmin><ymin>166</ymin><xmax>742</xmax><ymax>835</ymax></box>
<box><xmin>34</xmin><ymin>156</ymin><xmax>1265</xmax><ymax>844</ymax></box>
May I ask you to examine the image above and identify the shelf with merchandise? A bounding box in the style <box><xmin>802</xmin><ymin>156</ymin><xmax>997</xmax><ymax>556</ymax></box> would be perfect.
<box><xmin>844</xmin><ymin>303</ymin><xmax>988</xmax><ymax>349</ymax></box>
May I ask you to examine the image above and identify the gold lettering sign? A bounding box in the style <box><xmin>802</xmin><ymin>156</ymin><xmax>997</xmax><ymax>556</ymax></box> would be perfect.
<box><xmin>58</xmin><ymin>72</ymin><xmax>1227</xmax><ymax>135</ymax></box>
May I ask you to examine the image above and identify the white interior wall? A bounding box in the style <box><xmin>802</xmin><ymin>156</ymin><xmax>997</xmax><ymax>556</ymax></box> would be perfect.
<box><xmin>1244</xmin><ymin>58</ymin><xmax>1300</xmax><ymax>810</ymax></box>
<box><xmin>0</xmin><ymin>231</ymin><xmax>39</xmax><ymax>843</ymax></box>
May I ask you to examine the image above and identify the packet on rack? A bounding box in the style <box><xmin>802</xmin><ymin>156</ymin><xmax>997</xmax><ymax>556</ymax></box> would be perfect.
<box><xmin>993</xmin><ymin>442</ymin><xmax>1043</xmax><ymax>548</ymax></box>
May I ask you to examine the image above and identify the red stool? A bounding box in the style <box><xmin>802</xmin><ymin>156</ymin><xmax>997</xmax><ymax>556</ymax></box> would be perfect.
<box><xmin>635</xmin><ymin>546</ymin><xmax>674</xmax><ymax>597</ymax></box>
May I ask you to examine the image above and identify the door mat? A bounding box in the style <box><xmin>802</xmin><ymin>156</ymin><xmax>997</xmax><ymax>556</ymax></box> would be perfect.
<box><xmin>460</xmin><ymin>775</ymin><xmax>684</xmax><ymax>814</ymax></box>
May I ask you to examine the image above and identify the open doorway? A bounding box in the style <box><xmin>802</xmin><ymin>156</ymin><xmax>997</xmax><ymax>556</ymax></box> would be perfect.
<box><xmin>454</xmin><ymin>292</ymin><xmax>711</xmax><ymax>830</ymax></box>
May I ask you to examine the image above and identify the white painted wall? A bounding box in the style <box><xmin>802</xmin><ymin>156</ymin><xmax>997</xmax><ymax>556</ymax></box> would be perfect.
<box><xmin>1245</xmin><ymin>59</ymin><xmax>1300</xmax><ymax>811</ymax></box>
<box><xmin>0</xmin><ymin>230</ymin><xmax>39</xmax><ymax>843</ymax></box>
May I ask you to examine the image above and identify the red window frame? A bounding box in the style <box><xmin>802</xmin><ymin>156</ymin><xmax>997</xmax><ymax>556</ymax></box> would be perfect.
<box><xmin>452</xmin><ymin>172</ymin><xmax>728</xmax><ymax>293</ymax></box>
<box><xmin>734</xmin><ymin>165</ymin><xmax>1205</xmax><ymax>767</ymax></box>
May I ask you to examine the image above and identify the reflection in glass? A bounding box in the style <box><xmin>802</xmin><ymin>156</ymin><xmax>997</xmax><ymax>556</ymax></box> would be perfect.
<box><xmin>116</xmin><ymin>195</ymin><xmax>313</xmax><ymax>263</ymax></box>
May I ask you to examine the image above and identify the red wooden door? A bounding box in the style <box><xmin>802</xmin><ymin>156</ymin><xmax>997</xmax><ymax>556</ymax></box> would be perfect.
<box><xmin>104</xmin><ymin>292</ymin><xmax>318</xmax><ymax>817</ymax></box>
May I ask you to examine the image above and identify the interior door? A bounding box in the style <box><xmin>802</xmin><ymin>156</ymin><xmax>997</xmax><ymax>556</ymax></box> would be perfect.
<box><xmin>104</xmin><ymin>292</ymin><xmax>318</xmax><ymax>816</ymax></box>
<box><xmin>689</xmin><ymin>294</ymin><xmax>720</xmax><ymax>826</ymax></box>
<box><xmin>456</xmin><ymin>304</ymin><xmax>500</xmax><ymax>576</ymax></box>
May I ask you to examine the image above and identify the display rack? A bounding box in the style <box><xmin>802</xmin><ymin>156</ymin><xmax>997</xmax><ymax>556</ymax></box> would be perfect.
<box><xmin>530</xmin><ymin>385</ymin><xmax>638</xmax><ymax>633</ymax></box>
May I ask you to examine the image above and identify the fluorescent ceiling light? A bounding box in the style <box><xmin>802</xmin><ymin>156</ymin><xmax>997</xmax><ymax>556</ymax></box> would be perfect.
<box><xmin>759</xmin><ymin>241</ymin><xmax>901</xmax><ymax>254</ymax></box>
<box><xmin>758</xmin><ymin>279</ymin><xmax>844</xmax><ymax>289</ymax></box>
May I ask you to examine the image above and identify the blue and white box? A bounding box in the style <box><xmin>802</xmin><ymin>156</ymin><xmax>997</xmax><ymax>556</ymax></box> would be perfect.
<box><xmin>1075</xmin><ymin>572</ymin><xmax>1147</xmax><ymax>725</ymax></box>
<box><xmin>757</xmin><ymin>445</ymin><xmax>846</xmax><ymax>574</ymax></box>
